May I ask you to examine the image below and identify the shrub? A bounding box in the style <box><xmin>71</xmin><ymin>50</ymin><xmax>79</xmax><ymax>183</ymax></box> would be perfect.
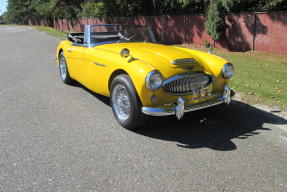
<box><xmin>204</xmin><ymin>40</ymin><xmax>211</xmax><ymax>48</ymax></box>
<box><xmin>205</xmin><ymin>2</ymin><xmax>225</xmax><ymax>41</ymax></box>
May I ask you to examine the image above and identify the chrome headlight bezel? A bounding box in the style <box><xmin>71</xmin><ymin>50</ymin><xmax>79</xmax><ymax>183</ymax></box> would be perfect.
<box><xmin>222</xmin><ymin>63</ymin><xmax>234</xmax><ymax>79</ymax></box>
<box><xmin>146</xmin><ymin>70</ymin><xmax>163</xmax><ymax>90</ymax></box>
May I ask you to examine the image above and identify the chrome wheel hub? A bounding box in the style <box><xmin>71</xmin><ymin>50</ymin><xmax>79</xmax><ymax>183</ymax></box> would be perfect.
<box><xmin>59</xmin><ymin>56</ymin><xmax>67</xmax><ymax>80</ymax></box>
<box><xmin>112</xmin><ymin>84</ymin><xmax>131</xmax><ymax>121</ymax></box>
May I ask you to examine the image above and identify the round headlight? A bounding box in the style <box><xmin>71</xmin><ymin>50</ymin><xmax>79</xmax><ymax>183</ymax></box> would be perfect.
<box><xmin>222</xmin><ymin>63</ymin><xmax>234</xmax><ymax>79</ymax></box>
<box><xmin>146</xmin><ymin>70</ymin><xmax>163</xmax><ymax>90</ymax></box>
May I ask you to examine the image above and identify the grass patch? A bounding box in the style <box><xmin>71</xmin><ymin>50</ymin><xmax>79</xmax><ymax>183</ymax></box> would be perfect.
<box><xmin>33</xmin><ymin>26</ymin><xmax>66</xmax><ymax>38</ymax></box>
<box><xmin>219</xmin><ymin>52</ymin><xmax>286</xmax><ymax>108</ymax></box>
<box><xmin>179</xmin><ymin>44</ymin><xmax>287</xmax><ymax>109</ymax></box>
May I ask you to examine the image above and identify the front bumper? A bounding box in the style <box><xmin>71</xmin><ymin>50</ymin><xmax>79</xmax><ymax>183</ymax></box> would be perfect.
<box><xmin>142</xmin><ymin>86</ymin><xmax>235</xmax><ymax>120</ymax></box>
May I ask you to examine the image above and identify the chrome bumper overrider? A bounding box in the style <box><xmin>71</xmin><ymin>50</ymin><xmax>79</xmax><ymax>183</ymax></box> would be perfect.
<box><xmin>142</xmin><ymin>86</ymin><xmax>234</xmax><ymax>120</ymax></box>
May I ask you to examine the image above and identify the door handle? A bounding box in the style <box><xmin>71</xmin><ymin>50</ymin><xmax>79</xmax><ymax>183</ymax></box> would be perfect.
<box><xmin>67</xmin><ymin>49</ymin><xmax>73</xmax><ymax>52</ymax></box>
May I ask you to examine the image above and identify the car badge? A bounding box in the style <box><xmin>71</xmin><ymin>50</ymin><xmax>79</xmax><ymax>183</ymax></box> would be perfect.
<box><xmin>120</xmin><ymin>48</ymin><xmax>130</xmax><ymax>58</ymax></box>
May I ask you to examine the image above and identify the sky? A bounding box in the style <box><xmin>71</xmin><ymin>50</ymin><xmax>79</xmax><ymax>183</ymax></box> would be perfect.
<box><xmin>0</xmin><ymin>0</ymin><xmax>8</xmax><ymax>15</ymax></box>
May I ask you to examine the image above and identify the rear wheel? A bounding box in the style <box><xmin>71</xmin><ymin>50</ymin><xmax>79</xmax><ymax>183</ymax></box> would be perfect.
<box><xmin>59</xmin><ymin>52</ymin><xmax>73</xmax><ymax>85</ymax></box>
<box><xmin>110</xmin><ymin>74</ymin><xmax>146</xmax><ymax>130</ymax></box>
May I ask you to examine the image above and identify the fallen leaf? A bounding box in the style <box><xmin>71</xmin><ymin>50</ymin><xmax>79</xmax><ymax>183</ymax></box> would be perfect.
<box><xmin>277</xmin><ymin>89</ymin><xmax>283</xmax><ymax>93</ymax></box>
<box><xmin>248</xmin><ymin>91</ymin><xmax>255</xmax><ymax>95</ymax></box>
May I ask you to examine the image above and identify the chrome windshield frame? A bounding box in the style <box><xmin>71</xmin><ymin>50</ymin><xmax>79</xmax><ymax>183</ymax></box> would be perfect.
<box><xmin>84</xmin><ymin>24</ymin><xmax>156</xmax><ymax>47</ymax></box>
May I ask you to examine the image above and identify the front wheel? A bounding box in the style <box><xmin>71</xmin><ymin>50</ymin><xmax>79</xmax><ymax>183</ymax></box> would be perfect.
<box><xmin>110</xmin><ymin>74</ymin><xmax>146</xmax><ymax>130</ymax></box>
<box><xmin>59</xmin><ymin>52</ymin><xmax>73</xmax><ymax>85</ymax></box>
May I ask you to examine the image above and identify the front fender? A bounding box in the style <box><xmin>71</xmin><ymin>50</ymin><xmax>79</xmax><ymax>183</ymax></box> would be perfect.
<box><xmin>120</xmin><ymin>59</ymin><xmax>156</xmax><ymax>106</ymax></box>
<box><xmin>56</xmin><ymin>40</ymin><xmax>72</xmax><ymax>63</ymax></box>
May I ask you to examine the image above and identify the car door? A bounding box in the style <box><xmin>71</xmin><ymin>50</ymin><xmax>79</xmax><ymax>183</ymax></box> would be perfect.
<box><xmin>82</xmin><ymin>48</ymin><xmax>112</xmax><ymax>96</ymax></box>
<box><xmin>65</xmin><ymin>43</ymin><xmax>86</xmax><ymax>83</ymax></box>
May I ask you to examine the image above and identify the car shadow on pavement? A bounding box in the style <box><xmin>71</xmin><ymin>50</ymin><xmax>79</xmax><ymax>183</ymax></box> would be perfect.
<box><xmin>70</xmin><ymin>82</ymin><xmax>111</xmax><ymax>106</ymax></box>
<box><xmin>72</xmin><ymin>82</ymin><xmax>287</xmax><ymax>151</ymax></box>
<box><xmin>134</xmin><ymin>101</ymin><xmax>287</xmax><ymax>151</ymax></box>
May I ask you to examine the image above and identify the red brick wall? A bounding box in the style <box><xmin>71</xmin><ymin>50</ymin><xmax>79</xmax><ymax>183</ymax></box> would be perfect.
<box><xmin>164</xmin><ymin>15</ymin><xmax>185</xmax><ymax>44</ymax></box>
<box><xmin>29</xmin><ymin>12</ymin><xmax>287</xmax><ymax>54</ymax></box>
<box><xmin>185</xmin><ymin>15</ymin><xmax>213</xmax><ymax>46</ymax></box>
<box><xmin>147</xmin><ymin>16</ymin><xmax>164</xmax><ymax>42</ymax></box>
<box><xmin>215</xmin><ymin>13</ymin><xmax>255</xmax><ymax>51</ymax></box>
<box><xmin>255</xmin><ymin>13</ymin><xmax>287</xmax><ymax>54</ymax></box>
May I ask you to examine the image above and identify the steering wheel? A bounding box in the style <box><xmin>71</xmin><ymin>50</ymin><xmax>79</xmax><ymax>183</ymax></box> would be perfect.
<box><xmin>126</xmin><ymin>35</ymin><xmax>135</xmax><ymax>41</ymax></box>
<box><xmin>117</xmin><ymin>33</ymin><xmax>135</xmax><ymax>42</ymax></box>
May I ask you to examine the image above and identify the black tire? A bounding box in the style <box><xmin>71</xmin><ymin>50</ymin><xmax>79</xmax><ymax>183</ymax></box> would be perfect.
<box><xmin>110</xmin><ymin>74</ymin><xmax>146</xmax><ymax>130</ymax></box>
<box><xmin>59</xmin><ymin>52</ymin><xmax>73</xmax><ymax>85</ymax></box>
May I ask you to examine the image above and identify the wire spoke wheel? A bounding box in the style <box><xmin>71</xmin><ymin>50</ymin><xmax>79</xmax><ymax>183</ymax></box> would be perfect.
<box><xmin>59</xmin><ymin>55</ymin><xmax>67</xmax><ymax>80</ymax></box>
<box><xmin>112</xmin><ymin>84</ymin><xmax>131</xmax><ymax>121</ymax></box>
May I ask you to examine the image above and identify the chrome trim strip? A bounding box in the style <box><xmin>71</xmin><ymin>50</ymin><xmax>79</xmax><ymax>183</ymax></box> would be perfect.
<box><xmin>147</xmin><ymin>27</ymin><xmax>157</xmax><ymax>43</ymax></box>
<box><xmin>162</xmin><ymin>72</ymin><xmax>208</xmax><ymax>86</ymax></box>
<box><xmin>175</xmin><ymin>97</ymin><xmax>185</xmax><ymax>119</ymax></box>
<box><xmin>142</xmin><ymin>97</ymin><xmax>224</xmax><ymax>116</ymax></box>
<box><xmin>162</xmin><ymin>72</ymin><xmax>214</xmax><ymax>95</ymax></box>
<box><xmin>94</xmin><ymin>62</ymin><xmax>106</xmax><ymax>67</ymax></box>
<box><xmin>84</xmin><ymin>25</ymin><xmax>91</xmax><ymax>47</ymax></box>
<box><xmin>86</xmin><ymin>24</ymin><xmax>156</xmax><ymax>47</ymax></box>
<box><xmin>142</xmin><ymin>87</ymin><xmax>234</xmax><ymax>118</ymax></box>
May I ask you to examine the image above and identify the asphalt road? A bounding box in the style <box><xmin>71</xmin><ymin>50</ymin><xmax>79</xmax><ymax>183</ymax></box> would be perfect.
<box><xmin>0</xmin><ymin>25</ymin><xmax>287</xmax><ymax>192</ymax></box>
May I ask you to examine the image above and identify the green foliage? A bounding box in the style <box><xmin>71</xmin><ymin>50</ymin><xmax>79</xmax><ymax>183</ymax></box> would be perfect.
<box><xmin>80</xmin><ymin>1</ymin><xmax>105</xmax><ymax>18</ymax></box>
<box><xmin>6</xmin><ymin>0</ymin><xmax>38</xmax><ymax>24</ymax></box>
<box><xmin>260</xmin><ymin>0</ymin><xmax>287</xmax><ymax>11</ymax></box>
<box><xmin>34</xmin><ymin>25</ymin><xmax>66</xmax><ymax>37</ymax></box>
<box><xmin>33</xmin><ymin>0</ymin><xmax>83</xmax><ymax>19</ymax></box>
<box><xmin>220</xmin><ymin>0</ymin><xmax>238</xmax><ymax>11</ymax></box>
<box><xmin>5</xmin><ymin>0</ymin><xmax>287</xmax><ymax>24</ymax></box>
<box><xmin>205</xmin><ymin>1</ymin><xmax>225</xmax><ymax>41</ymax></box>
<box><xmin>204</xmin><ymin>0</ymin><xmax>287</xmax><ymax>40</ymax></box>
<box><xmin>102</xmin><ymin>0</ymin><xmax>147</xmax><ymax>16</ymax></box>
<box><xmin>5</xmin><ymin>0</ymin><xmax>84</xmax><ymax>23</ymax></box>
<box><xmin>215</xmin><ymin>51</ymin><xmax>287</xmax><ymax>108</ymax></box>
<box><xmin>2</xmin><ymin>12</ymin><xmax>8</xmax><ymax>23</ymax></box>
<box><xmin>204</xmin><ymin>40</ymin><xmax>211</xmax><ymax>48</ymax></box>
<box><xmin>205</xmin><ymin>0</ymin><xmax>241</xmax><ymax>40</ymax></box>
<box><xmin>0</xmin><ymin>13</ymin><xmax>3</xmax><ymax>20</ymax></box>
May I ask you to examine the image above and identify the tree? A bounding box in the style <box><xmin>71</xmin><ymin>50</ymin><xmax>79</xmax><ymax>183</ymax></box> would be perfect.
<box><xmin>80</xmin><ymin>1</ymin><xmax>106</xmax><ymax>18</ymax></box>
<box><xmin>6</xmin><ymin>0</ymin><xmax>39</xmax><ymax>24</ymax></box>
<box><xmin>5</xmin><ymin>0</ymin><xmax>84</xmax><ymax>23</ymax></box>
<box><xmin>204</xmin><ymin>0</ymin><xmax>287</xmax><ymax>41</ymax></box>
<box><xmin>205</xmin><ymin>1</ymin><xmax>224</xmax><ymax>41</ymax></box>
<box><xmin>4</xmin><ymin>0</ymin><xmax>287</xmax><ymax>24</ymax></box>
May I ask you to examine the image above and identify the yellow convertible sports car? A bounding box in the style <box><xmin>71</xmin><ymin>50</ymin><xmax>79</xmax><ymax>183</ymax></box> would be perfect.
<box><xmin>56</xmin><ymin>24</ymin><xmax>235</xmax><ymax>129</ymax></box>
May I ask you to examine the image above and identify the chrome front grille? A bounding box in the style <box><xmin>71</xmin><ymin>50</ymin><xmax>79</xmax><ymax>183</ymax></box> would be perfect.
<box><xmin>162</xmin><ymin>73</ymin><xmax>213</xmax><ymax>95</ymax></box>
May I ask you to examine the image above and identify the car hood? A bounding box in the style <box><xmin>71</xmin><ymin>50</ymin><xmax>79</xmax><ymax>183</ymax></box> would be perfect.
<box><xmin>95</xmin><ymin>43</ymin><xmax>205</xmax><ymax>72</ymax></box>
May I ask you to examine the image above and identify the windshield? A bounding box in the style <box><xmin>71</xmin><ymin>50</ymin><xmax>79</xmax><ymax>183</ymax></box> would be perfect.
<box><xmin>89</xmin><ymin>25</ymin><xmax>156</xmax><ymax>46</ymax></box>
